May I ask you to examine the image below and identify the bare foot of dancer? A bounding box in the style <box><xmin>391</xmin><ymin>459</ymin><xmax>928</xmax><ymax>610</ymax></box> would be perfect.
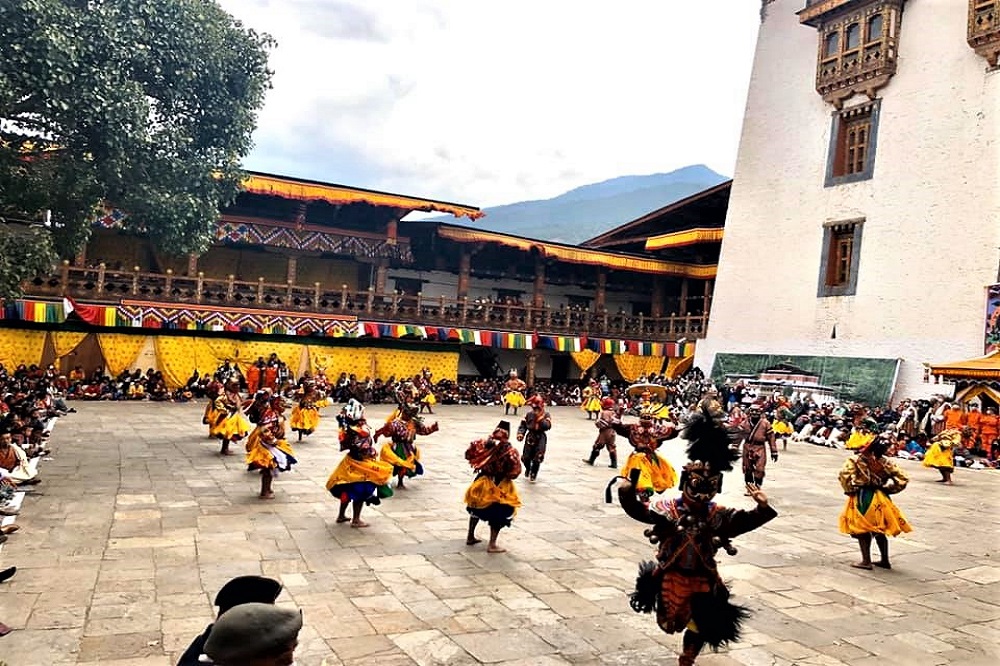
<box><xmin>851</xmin><ymin>561</ymin><xmax>873</xmax><ymax>570</ymax></box>
<box><xmin>336</xmin><ymin>516</ymin><xmax>350</xmax><ymax>523</ymax></box>
<box><xmin>487</xmin><ymin>544</ymin><xmax>506</xmax><ymax>553</ymax></box>
<box><xmin>466</xmin><ymin>537</ymin><xmax>483</xmax><ymax>545</ymax></box>
<box><xmin>350</xmin><ymin>520</ymin><xmax>370</xmax><ymax>528</ymax></box>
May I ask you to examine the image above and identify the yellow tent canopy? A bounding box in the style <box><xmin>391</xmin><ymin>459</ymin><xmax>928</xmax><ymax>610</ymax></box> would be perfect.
<box><xmin>928</xmin><ymin>350</ymin><xmax>1000</xmax><ymax>379</ymax></box>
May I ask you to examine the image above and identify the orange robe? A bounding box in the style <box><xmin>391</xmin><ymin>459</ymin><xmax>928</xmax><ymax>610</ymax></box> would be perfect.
<box><xmin>979</xmin><ymin>413</ymin><xmax>999</xmax><ymax>448</ymax></box>
<box><xmin>246</xmin><ymin>365</ymin><xmax>261</xmax><ymax>394</ymax></box>
<box><xmin>264</xmin><ymin>366</ymin><xmax>278</xmax><ymax>390</ymax></box>
<box><xmin>943</xmin><ymin>408</ymin><xmax>964</xmax><ymax>431</ymax></box>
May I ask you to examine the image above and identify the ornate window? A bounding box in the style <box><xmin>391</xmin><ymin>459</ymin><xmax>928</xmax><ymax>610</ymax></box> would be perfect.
<box><xmin>826</xmin><ymin>100</ymin><xmax>880</xmax><ymax>185</ymax></box>
<box><xmin>799</xmin><ymin>1</ymin><xmax>905</xmax><ymax>108</ymax></box>
<box><xmin>969</xmin><ymin>1</ymin><xmax>1000</xmax><ymax>67</ymax></box>
<box><xmin>818</xmin><ymin>220</ymin><xmax>864</xmax><ymax>297</ymax></box>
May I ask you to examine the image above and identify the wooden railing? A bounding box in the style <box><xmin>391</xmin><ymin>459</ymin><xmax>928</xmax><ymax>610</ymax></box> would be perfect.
<box><xmin>25</xmin><ymin>262</ymin><xmax>710</xmax><ymax>342</ymax></box>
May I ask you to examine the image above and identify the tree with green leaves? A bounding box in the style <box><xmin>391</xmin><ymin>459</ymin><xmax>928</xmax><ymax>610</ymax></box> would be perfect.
<box><xmin>0</xmin><ymin>0</ymin><xmax>274</xmax><ymax>299</ymax></box>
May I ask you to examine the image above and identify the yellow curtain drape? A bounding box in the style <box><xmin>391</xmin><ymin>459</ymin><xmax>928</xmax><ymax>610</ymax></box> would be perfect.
<box><xmin>614</xmin><ymin>355</ymin><xmax>665</xmax><ymax>382</ymax></box>
<box><xmin>569</xmin><ymin>349</ymin><xmax>601</xmax><ymax>378</ymax></box>
<box><xmin>373</xmin><ymin>348</ymin><xmax>458</xmax><ymax>382</ymax></box>
<box><xmin>0</xmin><ymin>329</ymin><xmax>47</xmax><ymax>369</ymax></box>
<box><xmin>50</xmin><ymin>331</ymin><xmax>89</xmax><ymax>360</ymax></box>
<box><xmin>665</xmin><ymin>355</ymin><xmax>695</xmax><ymax>380</ymax></box>
<box><xmin>98</xmin><ymin>334</ymin><xmax>150</xmax><ymax>377</ymax></box>
<box><xmin>154</xmin><ymin>336</ymin><xmax>221</xmax><ymax>388</ymax></box>
<box><xmin>235</xmin><ymin>340</ymin><xmax>305</xmax><ymax>375</ymax></box>
<box><xmin>308</xmin><ymin>347</ymin><xmax>376</xmax><ymax>380</ymax></box>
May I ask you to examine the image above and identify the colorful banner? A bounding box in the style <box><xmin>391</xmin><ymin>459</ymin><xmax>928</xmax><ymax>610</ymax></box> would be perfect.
<box><xmin>986</xmin><ymin>283</ymin><xmax>1000</xmax><ymax>354</ymax></box>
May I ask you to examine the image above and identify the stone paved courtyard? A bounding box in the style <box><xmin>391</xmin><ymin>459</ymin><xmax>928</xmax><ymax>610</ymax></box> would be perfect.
<box><xmin>0</xmin><ymin>402</ymin><xmax>998</xmax><ymax>666</ymax></box>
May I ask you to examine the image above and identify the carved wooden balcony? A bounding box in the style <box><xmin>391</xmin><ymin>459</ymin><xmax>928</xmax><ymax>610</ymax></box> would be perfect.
<box><xmin>24</xmin><ymin>264</ymin><xmax>710</xmax><ymax>343</ymax></box>
<box><xmin>969</xmin><ymin>1</ymin><xmax>1000</xmax><ymax>67</ymax></box>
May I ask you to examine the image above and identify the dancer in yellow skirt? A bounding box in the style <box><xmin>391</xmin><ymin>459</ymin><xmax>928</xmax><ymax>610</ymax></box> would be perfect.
<box><xmin>612</xmin><ymin>413</ymin><xmax>679</xmax><ymax>502</ymax></box>
<box><xmin>289</xmin><ymin>382</ymin><xmax>331</xmax><ymax>441</ymax></box>
<box><xmin>325</xmin><ymin>399</ymin><xmax>394</xmax><ymax>528</ymax></box>
<box><xmin>923</xmin><ymin>428</ymin><xmax>959</xmax><ymax>484</ymax></box>
<box><xmin>464</xmin><ymin>420</ymin><xmax>523</xmax><ymax>553</ymax></box>
<box><xmin>581</xmin><ymin>379</ymin><xmax>602</xmax><ymax>420</ymax></box>
<box><xmin>501</xmin><ymin>369</ymin><xmax>527</xmax><ymax>416</ymax></box>
<box><xmin>415</xmin><ymin>369</ymin><xmax>437</xmax><ymax>415</ymax></box>
<box><xmin>845</xmin><ymin>418</ymin><xmax>877</xmax><ymax>451</ymax></box>
<box><xmin>838</xmin><ymin>437</ymin><xmax>911</xmax><ymax>570</ymax></box>
<box><xmin>211</xmin><ymin>379</ymin><xmax>251</xmax><ymax>456</ymax></box>
<box><xmin>202</xmin><ymin>377</ymin><xmax>223</xmax><ymax>438</ymax></box>
<box><xmin>246</xmin><ymin>396</ymin><xmax>297</xmax><ymax>499</ymax></box>
<box><xmin>377</xmin><ymin>404</ymin><xmax>439</xmax><ymax>489</ymax></box>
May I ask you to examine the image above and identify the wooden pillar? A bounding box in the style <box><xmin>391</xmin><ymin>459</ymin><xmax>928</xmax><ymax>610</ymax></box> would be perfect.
<box><xmin>651</xmin><ymin>276</ymin><xmax>665</xmax><ymax>318</ymax></box>
<box><xmin>375</xmin><ymin>260</ymin><xmax>388</xmax><ymax>295</ymax></box>
<box><xmin>703</xmin><ymin>279</ymin><xmax>713</xmax><ymax>315</ymax></box>
<box><xmin>678</xmin><ymin>278</ymin><xmax>690</xmax><ymax>316</ymax></box>
<box><xmin>595</xmin><ymin>269</ymin><xmax>607</xmax><ymax>311</ymax></box>
<box><xmin>532</xmin><ymin>255</ymin><xmax>545</xmax><ymax>309</ymax></box>
<box><xmin>286</xmin><ymin>256</ymin><xmax>298</xmax><ymax>284</ymax></box>
<box><xmin>386</xmin><ymin>219</ymin><xmax>398</xmax><ymax>246</ymax></box>
<box><xmin>457</xmin><ymin>250</ymin><xmax>471</xmax><ymax>299</ymax></box>
<box><xmin>187</xmin><ymin>253</ymin><xmax>198</xmax><ymax>277</ymax></box>
<box><xmin>526</xmin><ymin>351</ymin><xmax>538</xmax><ymax>388</ymax></box>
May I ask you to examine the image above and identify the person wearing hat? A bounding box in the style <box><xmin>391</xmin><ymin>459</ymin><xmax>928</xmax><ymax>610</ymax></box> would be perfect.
<box><xmin>838</xmin><ymin>435</ymin><xmax>912</xmax><ymax>570</ymax></box>
<box><xmin>464</xmin><ymin>420</ymin><xmax>523</xmax><ymax>553</ymax></box>
<box><xmin>580</xmin><ymin>379</ymin><xmax>602</xmax><ymax>420</ymax></box>
<box><xmin>210</xmin><ymin>379</ymin><xmax>250</xmax><ymax>456</ymax></box>
<box><xmin>377</xmin><ymin>403</ymin><xmax>439</xmax><ymax>490</ymax></box>
<box><xmin>737</xmin><ymin>404</ymin><xmax>778</xmax><ymax>489</ymax></box>
<box><xmin>845</xmin><ymin>418</ymin><xmax>877</xmax><ymax>451</ymax></box>
<box><xmin>288</xmin><ymin>381</ymin><xmax>331</xmax><ymax>442</ymax></box>
<box><xmin>177</xmin><ymin>576</ymin><xmax>283</xmax><ymax>666</ymax></box>
<box><xmin>517</xmin><ymin>395</ymin><xmax>551</xmax><ymax>482</ymax></box>
<box><xmin>203</xmin><ymin>602</ymin><xmax>302</xmax><ymax>666</ymax></box>
<box><xmin>501</xmin><ymin>369</ymin><xmax>527</xmax><ymax>416</ymax></box>
<box><xmin>245</xmin><ymin>396</ymin><xmax>297</xmax><ymax>500</ymax></box>
<box><xmin>326</xmin><ymin>399</ymin><xmax>394</xmax><ymax>528</ymax></box>
<box><xmin>611</xmin><ymin>411</ymin><xmax>679</xmax><ymax>500</ymax></box>
<box><xmin>583</xmin><ymin>397</ymin><xmax>620</xmax><ymax>468</ymax></box>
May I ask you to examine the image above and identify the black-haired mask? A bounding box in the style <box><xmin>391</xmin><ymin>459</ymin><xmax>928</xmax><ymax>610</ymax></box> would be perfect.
<box><xmin>680</xmin><ymin>461</ymin><xmax>723</xmax><ymax>504</ymax></box>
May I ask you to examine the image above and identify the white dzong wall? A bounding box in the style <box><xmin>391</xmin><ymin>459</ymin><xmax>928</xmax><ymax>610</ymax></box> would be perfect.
<box><xmin>696</xmin><ymin>0</ymin><xmax>1000</xmax><ymax>400</ymax></box>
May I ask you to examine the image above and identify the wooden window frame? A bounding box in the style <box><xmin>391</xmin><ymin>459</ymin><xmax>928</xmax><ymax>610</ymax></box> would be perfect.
<box><xmin>826</xmin><ymin>100</ymin><xmax>880</xmax><ymax>186</ymax></box>
<box><xmin>817</xmin><ymin>219</ymin><xmax>864</xmax><ymax>298</ymax></box>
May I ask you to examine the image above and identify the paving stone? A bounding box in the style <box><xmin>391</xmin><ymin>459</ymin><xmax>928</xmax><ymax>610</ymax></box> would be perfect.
<box><xmin>0</xmin><ymin>402</ymin><xmax>996</xmax><ymax>666</ymax></box>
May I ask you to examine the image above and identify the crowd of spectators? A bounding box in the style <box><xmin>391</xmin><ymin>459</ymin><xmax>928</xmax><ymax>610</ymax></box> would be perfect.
<box><xmin>0</xmin><ymin>363</ymin><xmax>72</xmax><ymax>545</ymax></box>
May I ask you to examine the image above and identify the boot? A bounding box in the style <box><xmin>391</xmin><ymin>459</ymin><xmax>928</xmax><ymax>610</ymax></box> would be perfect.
<box><xmin>583</xmin><ymin>449</ymin><xmax>598</xmax><ymax>465</ymax></box>
<box><xmin>609</xmin><ymin>453</ymin><xmax>617</xmax><ymax>469</ymax></box>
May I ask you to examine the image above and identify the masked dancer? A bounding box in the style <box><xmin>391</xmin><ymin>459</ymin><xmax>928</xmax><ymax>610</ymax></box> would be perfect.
<box><xmin>289</xmin><ymin>381</ymin><xmax>331</xmax><ymax>441</ymax></box>
<box><xmin>210</xmin><ymin>379</ymin><xmax>250</xmax><ymax>456</ymax></box>
<box><xmin>326</xmin><ymin>399</ymin><xmax>394</xmax><ymax>527</ymax></box>
<box><xmin>377</xmin><ymin>403</ymin><xmax>439</xmax><ymax>489</ymax></box>
<box><xmin>583</xmin><ymin>397</ymin><xmax>620</xmax><ymax>468</ymax></box>
<box><xmin>517</xmin><ymin>395</ymin><xmax>551</xmax><ymax>482</ymax></box>
<box><xmin>612</xmin><ymin>407</ymin><xmax>777</xmax><ymax>665</ymax></box>
<box><xmin>464</xmin><ymin>420</ymin><xmax>523</xmax><ymax>553</ymax></box>
<box><xmin>502</xmin><ymin>369</ymin><xmax>527</xmax><ymax>416</ymax></box>
<box><xmin>245</xmin><ymin>396</ymin><xmax>297</xmax><ymax>499</ymax></box>
<box><xmin>611</xmin><ymin>413</ymin><xmax>679</xmax><ymax>501</ymax></box>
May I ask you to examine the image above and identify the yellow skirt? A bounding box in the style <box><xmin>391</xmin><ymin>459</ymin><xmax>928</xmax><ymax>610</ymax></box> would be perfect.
<box><xmin>773</xmin><ymin>420</ymin><xmax>794</xmax><ymax>435</ymax></box>
<box><xmin>421</xmin><ymin>393</ymin><xmax>437</xmax><ymax>405</ymax></box>
<box><xmin>380</xmin><ymin>442</ymin><xmax>420</xmax><ymax>472</ymax></box>
<box><xmin>290</xmin><ymin>406</ymin><xmax>320</xmax><ymax>432</ymax></box>
<box><xmin>503</xmin><ymin>391</ymin><xmax>526</xmax><ymax>407</ymax></box>
<box><xmin>464</xmin><ymin>475</ymin><xmax>522</xmax><ymax>512</ymax></box>
<box><xmin>622</xmin><ymin>451</ymin><xmax>677</xmax><ymax>494</ymax></box>
<box><xmin>581</xmin><ymin>396</ymin><xmax>602</xmax><ymax>412</ymax></box>
<box><xmin>203</xmin><ymin>402</ymin><xmax>220</xmax><ymax>426</ymax></box>
<box><xmin>212</xmin><ymin>412</ymin><xmax>251</xmax><ymax>440</ymax></box>
<box><xmin>839</xmin><ymin>490</ymin><xmax>912</xmax><ymax>537</ymax></box>
<box><xmin>325</xmin><ymin>455</ymin><xmax>393</xmax><ymax>489</ymax></box>
<box><xmin>246</xmin><ymin>436</ymin><xmax>296</xmax><ymax>471</ymax></box>
<box><xmin>923</xmin><ymin>443</ymin><xmax>954</xmax><ymax>469</ymax></box>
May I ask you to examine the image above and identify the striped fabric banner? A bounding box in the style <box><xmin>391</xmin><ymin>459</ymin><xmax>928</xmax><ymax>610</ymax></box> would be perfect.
<box><xmin>588</xmin><ymin>338</ymin><xmax>627</xmax><ymax>355</ymax></box>
<box><xmin>537</xmin><ymin>335</ymin><xmax>584</xmax><ymax>352</ymax></box>
<box><xmin>18</xmin><ymin>300</ymin><xmax>65</xmax><ymax>324</ymax></box>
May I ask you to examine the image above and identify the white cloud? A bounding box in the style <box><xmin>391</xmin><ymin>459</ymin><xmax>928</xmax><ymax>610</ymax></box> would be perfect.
<box><xmin>218</xmin><ymin>0</ymin><xmax>761</xmax><ymax>206</ymax></box>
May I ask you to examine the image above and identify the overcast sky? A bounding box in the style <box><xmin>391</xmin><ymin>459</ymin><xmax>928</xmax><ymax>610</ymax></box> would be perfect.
<box><xmin>217</xmin><ymin>0</ymin><xmax>762</xmax><ymax>208</ymax></box>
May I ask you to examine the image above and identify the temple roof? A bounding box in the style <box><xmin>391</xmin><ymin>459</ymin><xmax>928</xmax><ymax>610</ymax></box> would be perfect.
<box><xmin>240</xmin><ymin>172</ymin><xmax>483</xmax><ymax>221</ymax></box>
<box><xmin>422</xmin><ymin>222</ymin><xmax>716</xmax><ymax>278</ymax></box>
<box><xmin>581</xmin><ymin>181</ymin><xmax>730</xmax><ymax>257</ymax></box>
